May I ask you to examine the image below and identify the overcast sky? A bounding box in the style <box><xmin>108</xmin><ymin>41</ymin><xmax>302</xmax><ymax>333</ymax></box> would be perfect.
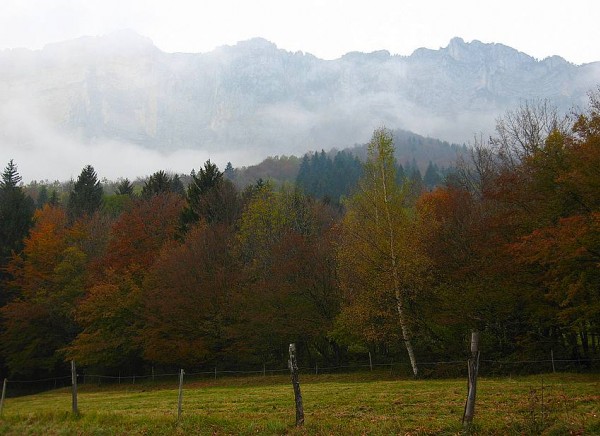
<box><xmin>1</xmin><ymin>0</ymin><xmax>599</xmax><ymax>64</ymax></box>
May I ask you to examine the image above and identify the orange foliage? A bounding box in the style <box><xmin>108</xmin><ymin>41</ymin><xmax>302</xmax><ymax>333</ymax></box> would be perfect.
<box><xmin>99</xmin><ymin>193</ymin><xmax>185</xmax><ymax>276</ymax></box>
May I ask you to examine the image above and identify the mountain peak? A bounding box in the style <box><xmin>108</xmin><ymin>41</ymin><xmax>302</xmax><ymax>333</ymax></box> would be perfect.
<box><xmin>231</xmin><ymin>37</ymin><xmax>279</xmax><ymax>51</ymax></box>
<box><xmin>1</xmin><ymin>32</ymin><xmax>593</xmax><ymax>166</ymax></box>
<box><xmin>448</xmin><ymin>36</ymin><xmax>467</xmax><ymax>46</ymax></box>
<box><xmin>42</xmin><ymin>29</ymin><xmax>157</xmax><ymax>57</ymax></box>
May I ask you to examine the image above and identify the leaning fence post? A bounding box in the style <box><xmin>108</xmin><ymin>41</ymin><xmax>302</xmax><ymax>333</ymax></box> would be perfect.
<box><xmin>71</xmin><ymin>360</ymin><xmax>79</xmax><ymax>415</ymax></box>
<box><xmin>369</xmin><ymin>351</ymin><xmax>373</xmax><ymax>371</ymax></box>
<box><xmin>551</xmin><ymin>349</ymin><xmax>556</xmax><ymax>373</ymax></box>
<box><xmin>288</xmin><ymin>343</ymin><xmax>304</xmax><ymax>426</ymax></box>
<box><xmin>462</xmin><ymin>331</ymin><xmax>480</xmax><ymax>428</ymax></box>
<box><xmin>0</xmin><ymin>378</ymin><xmax>7</xmax><ymax>415</ymax></box>
<box><xmin>177</xmin><ymin>369</ymin><xmax>185</xmax><ymax>421</ymax></box>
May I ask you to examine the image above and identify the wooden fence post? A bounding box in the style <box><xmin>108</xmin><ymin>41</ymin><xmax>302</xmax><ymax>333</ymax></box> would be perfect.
<box><xmin>551</xmin><ymin>349</ymin><xmax>556</xmax><ymax>373</ymax></box>
<box><xmin>177</xmin><ymin>369</ymin><xmax>184</xmax><ymax>421</ymax></box>
<box><xmin>288</xmin><ymin>343</ymin><xmax>304</xmax><ymax>426</ymax></box>
<box><xmin>462</xmin><ymin>331</ymin><xmax>480</xmax><ymax>428</ymax></box>
<box><xmin>0</xmin><ymin>378</ymin><xmax>7</xmax><ymax>416</ymax></box>
<box><xmin>71</xmin><ymin>360</ymin><xmax>79</xmax><ymax>415</ymax></box>
<box><xmin>369</xmin><ymin>352</ymin><xmax>373</xmax><ymax>371</ymax></box>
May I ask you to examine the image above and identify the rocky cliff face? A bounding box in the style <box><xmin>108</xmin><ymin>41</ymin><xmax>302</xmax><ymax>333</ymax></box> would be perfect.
<box><xmin>1</xmin><ymin>31</ymin><xmax>598</xmax><ymax>159</ymax></box>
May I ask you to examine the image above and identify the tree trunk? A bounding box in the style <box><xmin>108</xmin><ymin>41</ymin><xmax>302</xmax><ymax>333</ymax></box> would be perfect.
<box><xmin>379</xmin><ymin>157</ymin><xmax>419</xmax><ymax>378</ymax></box>
<box><xmin>394</xmin><ymin>289</ymin><xmax>418</xmax><ymax>377</ymax></box>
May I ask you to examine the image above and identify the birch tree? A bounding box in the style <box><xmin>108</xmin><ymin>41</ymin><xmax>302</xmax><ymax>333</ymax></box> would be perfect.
<box><xmin>338</xmin><ymin>127</ymin><xmax>427</xmax><ymax>377</ymax></box>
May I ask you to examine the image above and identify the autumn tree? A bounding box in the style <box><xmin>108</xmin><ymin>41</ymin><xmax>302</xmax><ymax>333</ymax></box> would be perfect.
<box><xmin>234</xmin><ymin>185</ymin><xmax>341</xmax><ymax>365</ymax></box>
<box><xmin>506</xmin><ymin>93</ymin><xmax>600</xmax><ymax>359</ymax></box>
<box><xmin>337</xmin><ymin>128</ymin><xmax>428</xmax><ymax>377</ymax></box>
<box><xmin>66</xmin><ymin>193</ymin><xmax>185</xmax><ymax>371</ymax></box>
<box><xmin>417</xmin><ymin>94</ymin><xmax>600</xmax><ymax>362</ymax></box>
<box><xmin>237</xmin><ymin>183</ymin><xmax>314</xmax><ymax>269</ymax></box>
<box><xmin>143</xmin><ymin>222</ymin><xmax>239</xmax><ymax>367</ymax></box>
<box><xmin>1</xmin><ymin>206</ymin><xmax>91</xmax><ymax>376</ymax></box>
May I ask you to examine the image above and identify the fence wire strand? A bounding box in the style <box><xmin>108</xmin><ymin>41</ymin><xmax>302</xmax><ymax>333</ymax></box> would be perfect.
<box><xmin>2</xmin><ymin>357</ymin><xmax>598</xmax><ymax>389</ymax></box>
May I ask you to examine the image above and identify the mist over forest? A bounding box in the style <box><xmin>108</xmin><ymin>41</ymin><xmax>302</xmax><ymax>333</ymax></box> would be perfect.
<box><xmin>1</xmin><ymin>31</ymin><xmax>598</xmax><ymax>182</ymax></box>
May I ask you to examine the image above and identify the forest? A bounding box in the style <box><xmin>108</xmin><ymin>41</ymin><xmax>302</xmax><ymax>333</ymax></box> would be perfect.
<box><xmin>0</xmin><ymin>91</ymin><xmax>598</xmax><ymax>380</ymax></box>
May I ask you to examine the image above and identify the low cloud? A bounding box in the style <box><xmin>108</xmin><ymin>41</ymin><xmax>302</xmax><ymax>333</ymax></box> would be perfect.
<box><xmin>0</xmin><ymin>96</ymin><xmax>258</xmax><ymax>183</ymax></box>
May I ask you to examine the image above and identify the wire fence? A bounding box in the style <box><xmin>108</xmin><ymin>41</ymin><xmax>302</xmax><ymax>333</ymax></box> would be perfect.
<box><xmin>1</xmin><ymin>356</ymin><xmax>598</xmax><ymax>399</ymax></box>
<box><xmin>0</xmin><ymin>353</ymin><xmax>598</xmax><ymax>423</ymax></box>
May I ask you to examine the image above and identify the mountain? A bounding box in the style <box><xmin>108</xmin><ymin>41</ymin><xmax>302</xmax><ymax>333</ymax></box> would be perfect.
<box><xmin>1</xmin><ymin>31</ymin><xmax>598</xmax><ymax>168</ymax></box>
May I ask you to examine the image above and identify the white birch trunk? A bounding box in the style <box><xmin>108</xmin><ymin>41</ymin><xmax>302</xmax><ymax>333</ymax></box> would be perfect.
<box><xmin>379</xmin><ymin>157</ymin><xmax>419</xmax><ymax>378</ymax></box>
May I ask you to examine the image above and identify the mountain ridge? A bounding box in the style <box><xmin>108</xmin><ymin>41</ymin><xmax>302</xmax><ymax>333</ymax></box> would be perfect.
<box><xmin>1</xmin><ymin>31</ymin><xmax>598</xmax><ymax>173</ymax></box>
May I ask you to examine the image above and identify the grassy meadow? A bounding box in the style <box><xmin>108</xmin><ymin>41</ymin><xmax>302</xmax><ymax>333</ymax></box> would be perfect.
<box><xmin>0</xmin><ymin>372</ymin><xmax>598</xmax><ymax>435</ymax></box>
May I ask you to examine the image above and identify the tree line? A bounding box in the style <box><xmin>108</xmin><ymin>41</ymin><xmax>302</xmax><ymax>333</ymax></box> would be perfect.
<box><xmin>0</xmin><ymin>92</ymin><xmax>599</xmax><ymax>378</ymax></box>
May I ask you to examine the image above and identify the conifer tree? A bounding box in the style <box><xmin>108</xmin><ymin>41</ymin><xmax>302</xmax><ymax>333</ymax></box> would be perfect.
<box><xmin>424</xmin><ymin>161</ymin><xmax>442</xmax><ymax>189</ymax></box>
<box><xmin>0</xmin><ymin>160</ymin><xmax>35</xmax><ymax>304</ymax></box>
<box><xmin>37</xmin><ymin>185</ymin><xmax>49</xmax><ymax>208</ymax></box>
<box><xmin>0</xmin><ymin>160</ymin><xmax>35</xmax><ymax>260</ymax></box>
<box><xmin>115</xmin><ymin>178</ymin><xmax>134</xmax><ymax>196</ymax></box>
<box><xmin>180</xmin><ymin>160</ymin><xmax>240</xmax><ymax>233</ymax></box>
<box><xmin>141</xmin><ymin>171</ymin><xmax>184</xmax><ymax>199</ymax></box>
<box><xmin>67</xmin><ymin>165</ymin><xmax>103</xmax><ymax>219</ymax></box>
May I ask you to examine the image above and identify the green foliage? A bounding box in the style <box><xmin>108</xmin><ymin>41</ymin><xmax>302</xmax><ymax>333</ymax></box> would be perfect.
<box><xmin>296</xmin><ymin>150</ymin><xmax>362</xmax><ymax>203</ymax></box>
<box><xmin>36</xmin><ymin>185</ymin><xmax>49</xmax><ymax>208</ymax></box>
<box><xmin>115</xmin><ymin>178</ymin><xmax>134</xmax><ymax>196</ymax></box>
<box><xmin>1</xmin><ymin>160</ymin><xmax>22</xmax><ymax>189</ymax></box>
<box><xmin>0</xmin><ymin>160</ymin><xmax>35</xmax><ymax>308</ymax></box>
<box><xmin>67</xmin><ymin>165</ymin><xmax>103</xmax><ymax>220</ymax></box>
<box><xmin>180</xmin><ymin>160</ymin><xmax>241</xmax><ymax>234</ymax></box>
<box><xmin>141</xmin><ymin>171</ymin><xmax>183</xmax><ymax>199</ymax></box>
<box><xmin>0</xmin><ymin>160</ymin><xmax>35</xmax><ymax>260</ymax></box>
<box><xmin>423</xmin><ymin>161</ymin><xmax>443</xmax><ymax>189</ymax></box>
<box><xmin>102</xmin><ymin>194</ymin><xmax>131</xmax><ymax>217</ymax></box>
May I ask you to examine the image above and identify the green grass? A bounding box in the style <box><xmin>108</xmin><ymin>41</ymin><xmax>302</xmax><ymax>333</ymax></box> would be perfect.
<box><xmin>0</xmin><ymin>372</ymin><xmax>598</xmax><ymax>435</ymax></box>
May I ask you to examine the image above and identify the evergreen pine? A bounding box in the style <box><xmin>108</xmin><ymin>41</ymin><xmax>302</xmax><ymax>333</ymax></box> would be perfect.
<box><xmin>423</xmin><ymin>161</ymin><xmax>442</xmax><ymax>189</ymax></box>
<box><xmin>0</xmin><ymin>160</ymin><xmax>35</xmax><ymax>303</ymax></box>
<box><xmin>37</xmin><ymin>185</ymin><xmax>49</xmax><ymax>208</ymax></box>
<box><xmin>224</xmin><ymin>162</ymin><xmax>235</xmax><ymax>180</ymax></box>
<box><xmin>141</xmin><ymin>171</ymin><xmax>177</xmax><ymax>198</ymax></box>
<box><xmin>115</xmin><ymin>178</ymin><xmax>134</xmax><ymax>196</ymax></box>
<box><xmin>180</xmin><ymin>160</ymin><xmax>234</xmax><ymax>232</ymax></box>
<box><xmin>67</xmin><ymin>165</ymin><xmax>103</xmax><ymax>219</ymax></box>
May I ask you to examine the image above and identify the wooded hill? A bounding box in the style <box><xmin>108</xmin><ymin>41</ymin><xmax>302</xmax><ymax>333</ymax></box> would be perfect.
<box><xmin>0</xmin><ymin>94</ymin><xmax>598</xmax><ymax>379</ymax></box>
